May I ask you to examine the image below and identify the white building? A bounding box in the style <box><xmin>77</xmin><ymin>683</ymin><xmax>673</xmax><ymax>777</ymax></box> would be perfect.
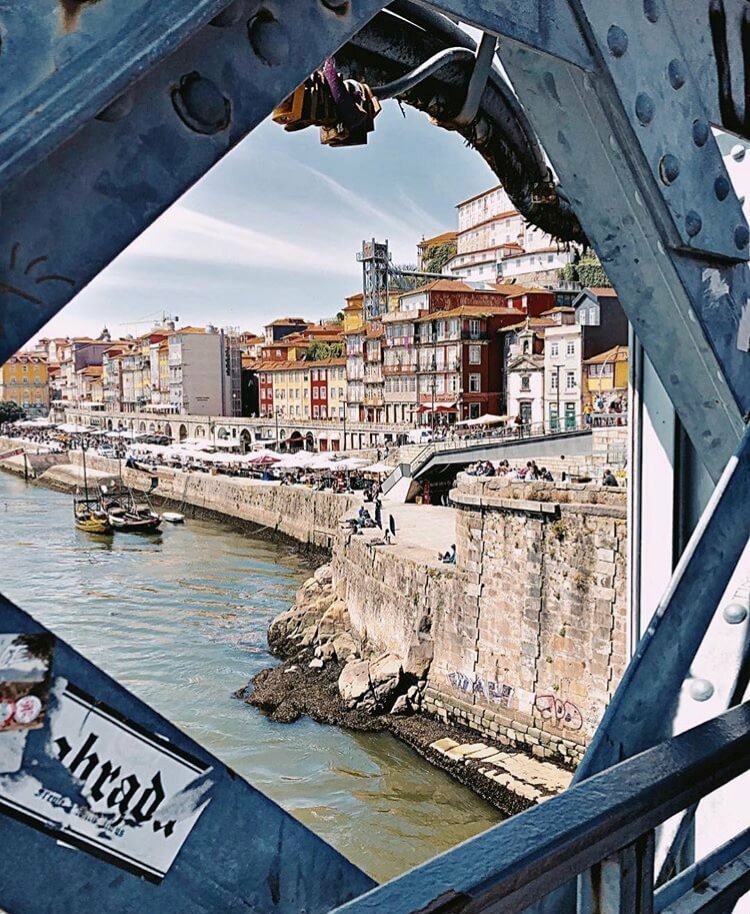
<box><xmin>543</xmin><ymin>312</ymin><xmax>583</xmax><ymax>432</ymax></box>
<box><xmin>506</xmin><ymin>325</ymin><xmax>545</xmax><ymax>430</ymax></box>
<box><xmin>168</xmin><ymin>327</ymin><xmax>231</xmax><ymax>416</ymax></box>
<box><xmin>445</xmin><ymin>184</ymin><xmax>578</xmax><ymax>285</ymax></box>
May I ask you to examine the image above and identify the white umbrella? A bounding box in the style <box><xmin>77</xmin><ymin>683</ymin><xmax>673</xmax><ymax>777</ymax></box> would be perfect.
<box><xmin>456</xmin><ymin>414</ymin><xmax>509</xmax><ymax>427</ymax></box>
<box><xmin>332</xmin><ymin>457</ymin><xmax>369</xmax><ymax>470</ymax></box>
<box><xmin>361</xmin><ymin>462</ymin><xmax>392</xmax><ymax>474</ymax></box>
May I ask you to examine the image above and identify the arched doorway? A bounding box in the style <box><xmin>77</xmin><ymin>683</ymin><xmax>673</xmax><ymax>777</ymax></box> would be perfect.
<box><xmin>289</xmin><ymin>431</ymin><xmax>303</xmax><ymax>453</ymax></box>
<box><xmin>179</xmin><ymin>424</ymin><xmax>187</xmax><ymax>442</ymax></box>
<box><xmin>148</xmin><ymin>422</ymin><xmax>156</xmax><ymax>433</ymax></box>
<box><xmin>138</xmin><ymin>421</ymin><xmax>146</xmax><ymax>433</ymax></box>
<box><xmin>240</xmin><ymin>429</ymin><xmax>251</xmax><ymax>453</ymax></box>
<box><xmin>163</xmin><ymin>423</ymin><xmax>173</xmax><ymax>440</ymax></box>
<box><xmin>278</xmin><ymin>429</ymin><xmax>287</xmax><ymax>453</ymax></box>
<box><xmin>305</xmin><ymin>432</ymin><xmax>314</xmax><ymax>452</ymax></box>
<box><xmin>106</xmin><ymin>419</ymin><xmax>113</xmax><ymax>431</ymax></box>
<box><xmin>196</xmin><ymin>426</ymin><xmax>205</xmax><ymax>438</ymax></box>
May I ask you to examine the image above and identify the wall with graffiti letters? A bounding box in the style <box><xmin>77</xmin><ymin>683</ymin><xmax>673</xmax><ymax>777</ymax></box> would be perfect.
<box><xmin>424</xmin><ymin>475</ymin><xmax>628</xmax><ymax>765</ymax></box>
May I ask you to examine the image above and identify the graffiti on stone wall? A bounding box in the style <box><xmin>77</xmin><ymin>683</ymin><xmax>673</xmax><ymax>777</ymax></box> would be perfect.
<box><xmin>534</xmin><ymin>692</ymin><xmax>583</xmax><ymax>731</ymax></box>
<box><xmin>447</xmin><ymin>672</ymin><xmax>514</xmax><ymax>708</ymax></box>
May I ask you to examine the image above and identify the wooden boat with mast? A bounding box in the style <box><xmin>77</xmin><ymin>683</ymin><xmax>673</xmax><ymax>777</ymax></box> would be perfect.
<box><xmin>73</xmin><ymin>446</ymin><xmax>112</xmax><ymax>534</ymax></box>
<box><xmin>97</xmin><ymin>477</ymin><xmax>162</xmax><ymax>532</ymax></box>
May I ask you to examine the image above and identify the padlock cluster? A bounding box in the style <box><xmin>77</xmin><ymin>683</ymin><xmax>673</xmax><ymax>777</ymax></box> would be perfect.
<box><xmin>272</xmin><ymin>68</ymin><xmax>381</xmax><ymax>147</ymax></box>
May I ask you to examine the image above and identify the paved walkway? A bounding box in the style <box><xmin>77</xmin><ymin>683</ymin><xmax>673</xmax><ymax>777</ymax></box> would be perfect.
<box><xmin>354</xmin><ymin>503</ymin><xmax>457</xmax><ymax>565</ymax></box>
<box><xmin>430</xmin><ymin>737</ymin><xmax>573</xmax><ymax>803</ymax></box>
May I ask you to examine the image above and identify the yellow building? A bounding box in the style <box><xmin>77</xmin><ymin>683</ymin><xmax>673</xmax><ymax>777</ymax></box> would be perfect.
<box><xmin>0</xmin><ymin>352</ymin><xmax>49</xmax><ymax>414</ymax></box>
<box><xmin>342</xmin><ymin>293</ymin><xmax>364</xmax><ymax>334</ymax></box>
<box><xmin>259</xmin><ymin>357</ymin><xmax>347</xmax><ymax>422</ymax></box>
<box><xmin>584</xmin><ymin>345</ymin><xmax>628</xmax><ymax>410</ymax></box>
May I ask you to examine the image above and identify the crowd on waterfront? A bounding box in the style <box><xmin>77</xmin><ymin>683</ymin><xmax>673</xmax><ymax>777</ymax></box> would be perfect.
<box><xmin>465</xmin><ymin>459</ymin><xmax>555</xmax><ymax>482</ymax></box>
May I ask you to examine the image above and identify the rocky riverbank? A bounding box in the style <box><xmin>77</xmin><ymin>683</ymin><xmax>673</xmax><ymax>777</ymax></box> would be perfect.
<box><xmin>239</xmin><ymin>563</ymin><xmax>575</xmax><ymax>816</ymax></box>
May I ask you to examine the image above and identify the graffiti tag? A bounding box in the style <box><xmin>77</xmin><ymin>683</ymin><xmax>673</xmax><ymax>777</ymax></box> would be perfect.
<box><xmin>534</xmin><ymin>693</ymin><xmax>583</xmax><ymax>731</ymax></box>
<box><xmin>447</xmin><ymin>672</ymin><xmax>514</xmax><ymax>708</ymax></box>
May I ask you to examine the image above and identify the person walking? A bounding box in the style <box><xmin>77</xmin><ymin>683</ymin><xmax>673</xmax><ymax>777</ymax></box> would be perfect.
<box><xmin>388</xmin><ymin>513</ymin><xmax>396</xmax><ymax>541</ymax></box>
<box><xmin>374</xmin><ymin>497</ymin><xmax>382</xmax><ymax>528</ymax></box>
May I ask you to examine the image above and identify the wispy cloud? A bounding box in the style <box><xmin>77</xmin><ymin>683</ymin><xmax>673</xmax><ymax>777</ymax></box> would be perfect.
<box><xmin>121</xmin><ymin>203</ymin><xmax>355</xmax><ymax>277</ymax></box>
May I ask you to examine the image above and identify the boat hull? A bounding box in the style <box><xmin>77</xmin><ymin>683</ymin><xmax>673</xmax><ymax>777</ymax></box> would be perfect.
<box><xmin>74</xmin><ymin>516</ymin><xmax>112</xmax><ymax>534</ymax></box>
<box><xmin>108</xmin><ymin>513</ymin><xmax>162</xmax><ymax>533</ymax></box>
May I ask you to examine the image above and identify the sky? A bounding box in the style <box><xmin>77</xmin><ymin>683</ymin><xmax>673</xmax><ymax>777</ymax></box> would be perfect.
<box><xmin>37</xmin><ymin>103</ymin><xmax>495</xmax><ymax>340</ymax></box>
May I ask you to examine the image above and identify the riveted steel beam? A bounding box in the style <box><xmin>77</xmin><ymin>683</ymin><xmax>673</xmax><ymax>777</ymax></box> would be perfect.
<box><xmin>419</xmin><ymin>0</ymin><xmax>593</xmax><ymax>70</ymax></box>
<box><xmin>0</xmin><ymin>0</ymin><xmax>388</xmax><ymax>363</ymax></box>
<box><xmin>498</xmin><ymin>33</ymin><xmax>749</xmax><ymax>482</ymax></box>
<box><xmin>0</xmin><ymin>595</ymin><xmax>375</xmax><ymax>914</ymax></box>
<box><xmin>575</xmin><ymin>1</ymin><xmax>748</xmax><ymax>261</ymax></box>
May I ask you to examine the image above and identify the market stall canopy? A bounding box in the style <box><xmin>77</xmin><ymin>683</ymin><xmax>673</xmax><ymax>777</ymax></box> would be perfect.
<box><xmin>57</xmin><ymin>423</ymin><xmax>91</xmax><ymax>433</ymax></box>
<box><xmin>456</xmin><ymin>414</ymin><xmax>510</xmax><ymax>427</ymax></box>
<box><xmin>361</xmin><ymin>462</ymin><xmax>391</xmax><ymax>474</ymax></box>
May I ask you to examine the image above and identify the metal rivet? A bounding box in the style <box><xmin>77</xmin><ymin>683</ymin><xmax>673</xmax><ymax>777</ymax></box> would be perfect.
<box><xmin>689</xmin><ymin>678</ymin><xmax>714</xmax><ymax>702</ymax></box>
<box><xmin>668</xmin><ymin>59</ymin><xmax>686</xmax><ymax>89</ymax></box>
<box><xmin>607</xmin><ymin>25</ymin><xmax>628</xmax><ymax>57</ymax></box>
<box><xmin>321</xmin><ymin>0</ymin><xmax>349</xmax><ymax>10</ymax></box>
<box><xmin>96</xmin><ymin>90</ymin><xmax>135</xmax><ymax>123</ymax></box>
<box><xmin>723</xmin><ymin>602</ymin><xmax>748</xmax><ymax>624</ymax></box>
<box><xmin>685</xmin><ymin>211</ymin><xmax>702</xmax><ymax>237</ymax></box>
<box><xmin>635</xmin><ymin>93</ymin><xmax>654</xmax><ymax>125</ymax></box>
<box><xmin>172</xmin><ymin>72</ymin><xmax>231</xmax><ymax>135</ymax></box>
<box><xmin>731</xmin><ymin>143</ymin><xmax>747</xmax><ymax>161</ymax></box>
<box><xmin>211</xmin><ymin>0</ymin><xmax>246</xmax><ymax>27</ymax></box>
<box><xmin>248</xmin><ymin>10</ymin><xmax>290</xmax><ymax>67</ymax></box>
<box><xmin>714</xmin><ymin>175</ymin><xmax>731</xmax><ymax>200</ymax></box>
<box><xmin>659</xmin><ymin>154</ymin><xmax>680</xmax><ymax>184</ymax></box>
<box><xmin>643</xmin><ymin>0</ymin><xmax>660</xmax><ymax>22</ymax></box>
<box><xmin>735</xmin><ymin>224</ymin><xmax>749</xmax><ymax>249</ymax></box>
<box><xmin>693</xmin><ymin>119</ymin><xmax>710</xmax><ymax>147</ymax></box>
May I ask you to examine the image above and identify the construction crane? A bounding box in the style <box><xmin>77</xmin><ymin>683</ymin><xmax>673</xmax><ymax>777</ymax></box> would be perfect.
<box><xmin>1</xmin><ymin>3</ymin><xmax>749</xmax><ymax>914</ymax></box>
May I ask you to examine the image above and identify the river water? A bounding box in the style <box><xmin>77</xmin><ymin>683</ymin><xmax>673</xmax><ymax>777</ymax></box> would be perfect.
<box><xmin>0</xmin><ymin>471</ymin><xmax>499</xmax><ymax>882</ymax></box>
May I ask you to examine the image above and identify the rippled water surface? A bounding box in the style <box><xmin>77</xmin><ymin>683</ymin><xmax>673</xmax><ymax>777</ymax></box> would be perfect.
<box><xmin>0</xmin><ymin>471</ymin><xmax>500</xmax><ymax>881</ymax></box>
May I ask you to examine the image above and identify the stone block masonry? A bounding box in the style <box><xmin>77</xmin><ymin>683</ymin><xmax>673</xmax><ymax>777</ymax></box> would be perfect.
<box><xmin>65</xmin><ymin>452</ymin><xmax>357</xmax><ymax>550</ymax></box>
<box><xmin>428</xmin><ymin>474</ymin><xmax>627</xmax><ymax>765</ymax></box>
<box><xmin>333</xmin><ymin>474</ymin><xmax>627</xmax><ymax>766</ymax></box>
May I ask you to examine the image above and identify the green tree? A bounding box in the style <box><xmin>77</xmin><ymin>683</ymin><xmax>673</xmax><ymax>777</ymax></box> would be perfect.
<box><xmin>423</xmin><ymin>241</ymin><xmax>457</xmax><ymax>274</ymax></box>
<box><xmin>560</xmin><ymin>250</ymin><xmax>612</xmax><ymax>287</ymax></box>
<box><xmin>0</xmin><ymin>400</ymin><xmax>24</xmax><ymax>423</ymax></box>
<box><xmin>305</xmin><ymin>341</ymin><xmax>344</xmax><ymax>361</ymax></box>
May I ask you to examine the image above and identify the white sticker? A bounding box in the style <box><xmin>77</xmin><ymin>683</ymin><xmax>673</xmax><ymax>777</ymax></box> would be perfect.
<box><xmin>0</xmin><ymin>682</ymin><xmax>212</xmax><ymax>883</ymax></box>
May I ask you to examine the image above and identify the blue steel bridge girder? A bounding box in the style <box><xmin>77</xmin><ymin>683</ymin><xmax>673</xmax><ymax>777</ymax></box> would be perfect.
<box><xmin>0</xmin><ymin>0</ymin><xmax>390</xmax><ymax>364</ymax></box>
<box><xmin>494</xmin><ymin>1</ymin><xmax>750</xmax><ymax>485</ymax></box>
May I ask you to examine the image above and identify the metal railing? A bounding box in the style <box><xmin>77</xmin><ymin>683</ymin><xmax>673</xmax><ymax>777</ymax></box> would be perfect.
<box><xmin>330</xmin><ymin>702</ymin><xmax>750</xmax><ymax>914</ymax></box>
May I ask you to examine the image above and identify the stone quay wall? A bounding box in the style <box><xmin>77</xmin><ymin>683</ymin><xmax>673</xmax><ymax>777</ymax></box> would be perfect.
<box><xmin>66</xmin><ymin>452</ymin><xmax>357</xmax><ymax>549</ymax></box>
<box><xmin>332</xmin><ymin>534</ymin><xmax>458</xmax><ymax>667</ymax></box>
<box><xmin>0</xmin><ymin>437</ymin><xmax>68</xmax><ymax>477</ymax></box>
<box><xmin>424</xmin><ymin>475</ymin><xmax>628</xmax><ymax>765</ymax></box>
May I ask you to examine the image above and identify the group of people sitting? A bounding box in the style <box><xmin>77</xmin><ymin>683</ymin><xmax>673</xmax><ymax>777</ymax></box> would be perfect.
<box><xmin>465</xmin><ymin>459</ymin><xmax>555</xmax><ymax>481</ymax></box>
<box><xmin>347</xmin><ymin>500</ymin><xmax>397</xmax><ymax>542</ymax></box>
